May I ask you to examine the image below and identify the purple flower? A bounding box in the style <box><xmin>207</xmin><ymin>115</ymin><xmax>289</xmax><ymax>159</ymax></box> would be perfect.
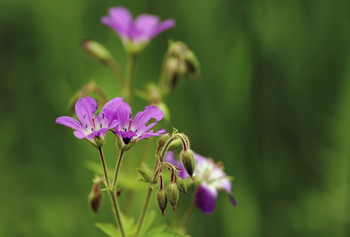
<box><xmin>111</xmin><ymin>101</ymin><xmax>166</xmax><ymax>145</ymax></box>
<box><xmin>164</xmin><ymin>151</ymin><xmax>237</xmax><ymax>214</ymax></box>
<box><xmin>101</xmin><ymin>7</ymin><xmax>175</xmax><ymax>52</ymax></box>
<box><xmin>56</xmin><ymin>96</ymin><xmax>123</xmax><ymax>145</ymax></box>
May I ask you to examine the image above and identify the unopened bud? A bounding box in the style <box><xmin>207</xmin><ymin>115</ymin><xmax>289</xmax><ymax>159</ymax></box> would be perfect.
<box><xmin>158</xmin><ymin>134</ymin><xmax>171</xmax><ymax>151</ymax></box>
<box><xmin>88</xmin><ymin>183</ymin><xmax>102</xmax><ymax>213</ymax></box>
<box><xmin>181</xmin><ymin>150</ymin><xmax>195</xmax><ymax>177</ymax></box>
<box><xmin>184</xmin><ymin>50</ymin><xmax>200</xmax><ymax>78</ymax></box>
<box><xmin>168</xmin><ymin>138</ymin><xmax>183</xmax><ymax>153</ymax></box>
<box><xmin>176</xmin><ymin>176</ymin><xmax>187</xmax><ymax>194</ymax></box>
<box><xmin>157</xmin><ymin>189</ymin><xmax>168</xmax><ymax>215</ymax></box>
<box><xmin>94</xmin><ymin>136</ymin><xmax>104</xmax><ymax>148</ymax></box>
<box><xmin>82</xmin><ymin>40</ymin><xmax>111</xmax><ymax>64</ymax></box>
<box><xmin>166</xmin><ymin>183</ymin><xmax>179</xmax><ymax>210</ymax></box>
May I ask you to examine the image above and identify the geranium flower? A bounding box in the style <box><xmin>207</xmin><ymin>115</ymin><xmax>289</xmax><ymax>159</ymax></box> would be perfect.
<box><xmin>56</xmin><ymin>96</ymin><xmax>122</xmax><ymax>145</ymax></box>
<box><xmin>101</xmin><ymin>6</ymin><xmax>175</xmax><ymax>52</ymax></box>
<box><xmin>164</xmin><ymin>151</ymin><xmax>237</xmax><ymax>214</ymax></box>
<box><xmin>111</xmin><ymin>101</ymin><xmax>166</xmax><ymax>145</ymax></box>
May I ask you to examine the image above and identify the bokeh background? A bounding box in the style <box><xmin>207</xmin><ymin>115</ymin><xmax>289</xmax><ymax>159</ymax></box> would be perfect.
<box><xmin>1</xmin><ymin>0</ymin><xmax>350</xmax><ymax>236</ymax></box>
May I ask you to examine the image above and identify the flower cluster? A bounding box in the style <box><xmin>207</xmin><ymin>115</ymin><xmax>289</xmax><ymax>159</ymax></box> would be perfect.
<box><xmin>165</xmin><ymin>151</ymin><xmax>236</xmax><ymax>214</ymax></box>
<box><xmin>56</xmin><ymin>96</ymin><xmax>165</xmax><ymax>147</ymax></box>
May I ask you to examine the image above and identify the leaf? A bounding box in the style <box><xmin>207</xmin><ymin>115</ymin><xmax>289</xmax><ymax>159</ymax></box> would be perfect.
<box><xmin>85</xmin><ymin>161</ymin><xmax>147</xmax><ymax>191</ymax></box>
<box><xmin>95</xmin><ymin>223</ymin><xmax>120</xmax><ymax>237</ymax></box>
<box><xmin>145</xmin><ymin>225</ymin><xmax>191</xmax><ymax>237</ymax></box>
<box><xmin>95</xmin><ymin>212</ymin><xmax>136</xmax><ymax>237</ymax></box>
<box><xmin>137</xmin><ymin>211</ymin><xmax>156</xmax><ymax>237</ymax></box>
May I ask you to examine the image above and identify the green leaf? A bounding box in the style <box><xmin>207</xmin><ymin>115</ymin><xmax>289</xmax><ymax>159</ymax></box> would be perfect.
<box><xmin>95</xmin><ymin>212</ymin><xmax>136</xmax><ymax>237</ymax></box>
<box><xmin>85</xmin><ymin>161</ymin><xmax>147</xmax><ymax>191</ymax></box>
<box><xmin>145</xmin><ymin>225</ymin><xmax>190</xmax><ymax>237</ymax></box>
<box><xmin>95</xmin><ymin>223</ymin><xmax>120</xmax><ymax>237</ymax></box>
<box><xmin>137</xmin><ymin>211</ymin><xmax>156</xmax><ymax>237</ymax></box>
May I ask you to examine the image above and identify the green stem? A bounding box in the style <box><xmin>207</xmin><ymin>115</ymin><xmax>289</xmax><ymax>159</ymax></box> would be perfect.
<box><xmin>180</xmin><ymin>189</ymin><xmax>197</xmax><ymax>228</ymax></box>
<box><xmin>135</xmin><ymin>159</ymin><xmax>160</xmax><ymax>237</ymax></box>
<box><xmin>98</xmin><ymin>147</ymin><xmax>125</xmax><ymax>237</ymax></box>
<box><xmin>112</xmin><ymin>149</ymin><xmax>125</xmax><ymax>190</ymax></box>
<box><xmin>124</xmin><ymin>53</ymin><xmax>137</xmax><ymax>105</ymax></box>
<box><xmin>105</xmin><ymin>59</ymin><xmax>124</xmax><ymax>88</ymax></box>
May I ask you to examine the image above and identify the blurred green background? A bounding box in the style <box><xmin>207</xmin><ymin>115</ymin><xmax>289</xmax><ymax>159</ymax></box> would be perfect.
<box><xmin>1</xmin><ymin>0</ymin><xmax>350</xmax><ymax>236</ymax></box>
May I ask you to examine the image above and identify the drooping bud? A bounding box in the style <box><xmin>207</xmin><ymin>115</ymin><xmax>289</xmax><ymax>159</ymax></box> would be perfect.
<box><xmin>88</xmin><ymin>182</ymin><xmax>102</xmax><ymax>213</ymax></box>
<box><xmin>166</xmin><ymin>183</ymin><xmax>179</xmax><ymax>210</ymax></box>
<box><xmin>157</xmin><ymin>189</ymin><xmax>168</xmax><ymax>215</ymax></box>
<box><xmin>168</xmin><ymin>138</ymin><xmax>183</xmax><ymax>153</ymax></box>
<box><xmin>176</xmin><ymin>176</ymin><xmax>187</xmax><ymax>194</ymax></box>
<box><xmin>82</xmin><ymin>40</ymin><xmax>112</xmax><ymax>64</ymax></box>
<box><xmin>181</xmin><ymin>150</ymin><xmax>195</xmax><ymax>177</ymax></box>
<box><xmin>184</xmin><ymin>50</ymin><xmax>200</xmax><ymax>78</ymax></box>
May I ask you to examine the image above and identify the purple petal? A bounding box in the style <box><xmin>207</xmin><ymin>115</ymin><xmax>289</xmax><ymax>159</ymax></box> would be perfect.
<box><xmin>193</xmin><ymin>152</ymin><xmax>207</xmax><ymax>164</ymax></box>
<box><xmin>216</xmin><ymin>178</ymin><xmax>237</xmax><ymax>206</ymax></box>
<box><xmin>114</xmin><ymin>101</ymin><xmax>132</xmax><ymax>132</ymax></box>
<box><xmin>131</xmin><ymin>105</ymin><xmax>164</xmax><ymax>135</ymax></box>
<box><xmin>133</xmin><ymin>14</ymin><xmax>160</xmax><ymax>41</ymax></box>
<box><xmin>85</xmin><ymin>128</ymin><xmax>110</xmax><ymax>140</ymax></box>
<box><xmin>101</xmin><ymin>97</ymin><xmax>123</xmax><ymax>122</ymax></box>
<box><xmin>56</xmin><ymin>116</ymin><xmax>83</xmax><ymax>131</ymax></box>
<box><xmin>150</xmin><ymin>19</ymin><xmax>175</xmax><ymax>38</ymax></box>
<box><xmin>101</xmin><ymin>7</ymin><xmax>133</xmax><ymax>40</ymax></box>
<box><xmin>73</xmin><ymin>131</ymin><xmax>86</xmax><ymax>139</ymax></box>
<box><xmin>164</xmin><ymin>152</ymin><xmax>188</xmax><ymax>179</ymax></box>
<box><xmin>75</xmin><ymin>97</ymin><xmax>98</xmax><ymax>127</ymax></box>
<box><xmin>195</xmin><ymin>183</ymin><xmax>218</xmax><ymax>214</ymax></box>
<box><xmin>136</xmin><ymin>129</ymin><xmax>166</xmax><ymax>141</ymax></box>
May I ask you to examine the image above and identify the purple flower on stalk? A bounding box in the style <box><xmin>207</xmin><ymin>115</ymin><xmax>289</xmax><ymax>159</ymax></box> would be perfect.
<box><xmin>56</xmin><ymin>96</ymin><xmax>123</xmax><ymax>146</ymax></box>
<box><xmin>111</xmin><ymin>101</ymin><xmax>166</xmax><ymax>145</ymax></box>
<box><xmin>101</xmin><ymin>7</ymin><xmax>175</xmax><ymax>52</ymax></box>
<box><xmin>165</xmin><ymin>152</ymin><xmax>237</xmax><ymax>214</ymax></box>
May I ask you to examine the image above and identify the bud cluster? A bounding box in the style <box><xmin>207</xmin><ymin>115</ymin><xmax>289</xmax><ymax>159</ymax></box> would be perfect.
<box><xmin>163</xmin><ymin>41</ymin><xmax>200</xmax><ymax>92</ymax></box>
<box><xmin>155</xmin><ymin>130</ymin><xmax>195</xmax><ymax>215</ymax></box>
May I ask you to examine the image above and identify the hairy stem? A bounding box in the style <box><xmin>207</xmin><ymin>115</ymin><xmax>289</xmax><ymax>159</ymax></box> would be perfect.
<box><xmin>98</xmin><ymin>147</ymin><xmax>125</xmax><ymax>237</ymax></box>
<box><xmin>135</xmin><ymin>159</ymin><xmax>160</xmax><ymax>237</ymax></box>
<box><xmin>124</xmin><ymin>53</ymin><xmax>137</xmax><ymax>105</ymax></box>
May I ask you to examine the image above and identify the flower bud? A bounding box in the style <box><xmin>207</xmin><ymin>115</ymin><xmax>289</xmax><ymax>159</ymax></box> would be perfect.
<box><xmin>181</xmin><ymin>150</ymin><xmax>195</xmax><ymax>177</ymax></box>
<box><xmin>176</xmin><ymin>176</ymin><xmax>187</xmax><ymax>194</ymax></box>
<box><xmin>94</xmin><ymin>136</ymin><xmax>104</xmax><ymax>148</ymax></box>
<box><xmin>184</xmin><ymin>50</ymin><xmax>200</xmax><ymax>78</ymax></box>
<box><xmin>156</xmin><ymin>189</ymin><xmax>168</xmax><ymax>215</ymax></box>
<box><xmin>82</xmin><ymin>40</ymin><xmax>112</xmax><ymax>64</ymax></box>
<box><xmin>168</xmin><ymin>138</ymin><xmax>183</xmax><ymax>153</ymax></box>
<box><xmin>88</xmin><ymin>183</ymin><xmax>102</xmax><ymax>213</ymax></box>
<box><xmin>166</xmin><ymin>183</ymin><xmax>179</xmax><ymax>210</ymax></box>
<box><xmin>158</xmin><ymin>134</ymin><xmax>171</xmax><ymax>151</ymax></box>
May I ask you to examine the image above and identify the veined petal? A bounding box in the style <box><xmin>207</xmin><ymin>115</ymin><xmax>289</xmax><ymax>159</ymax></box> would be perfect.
<box><xmin>136</xmin><ymin>129</ymin><xmax>166</xmax><ymax>141</ymax></box>
<box><xmin>85</xmin><ymin>128</ymin><xmax>110</xmax><ymax>140</ymax></box>
<box><xmin>75</xmin><ymin>97</ymin><xmax>98</xmax><ymax>127</ymax></box>
<box><xmin>56</xmin><ymin>116</ymin><xmax>83</xmax><ymax>131</ymax></box>
<box><xmin>150</xmin><ymin>19</ymin><xmax>175</xmax><ymax>38</ymax></box>
<box><xmin>114</xmin><ymin>101</ymin><xmax>132</xmax><ymax>131</ymax></box>
<box><xmin>195</xmin><ymin>182</ymin><xmax>218</xmax><ymax>214</ymax></box>
<box><xmin>102</xmin><ymin>7</ymin><xmax>133</xmax><ymax>40</ymax></box>
<box><xmin>101</xmin><ymin>97</ymin><xmax>123</xmax><ymax>122</ymax></box>
<box><xmin>131</xmin><ymin>105</ymin><xmax>164</xmax><ymax>135</ymax></box>
<box><xmin>133</xmin><ymin>14</ymin><xmax>160</xmax><ymax>41</ymax></box>
<box><xmin>73</xmin><ymin>130</ymin><xmax>86</xmax><ymax>139</ymax></box>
